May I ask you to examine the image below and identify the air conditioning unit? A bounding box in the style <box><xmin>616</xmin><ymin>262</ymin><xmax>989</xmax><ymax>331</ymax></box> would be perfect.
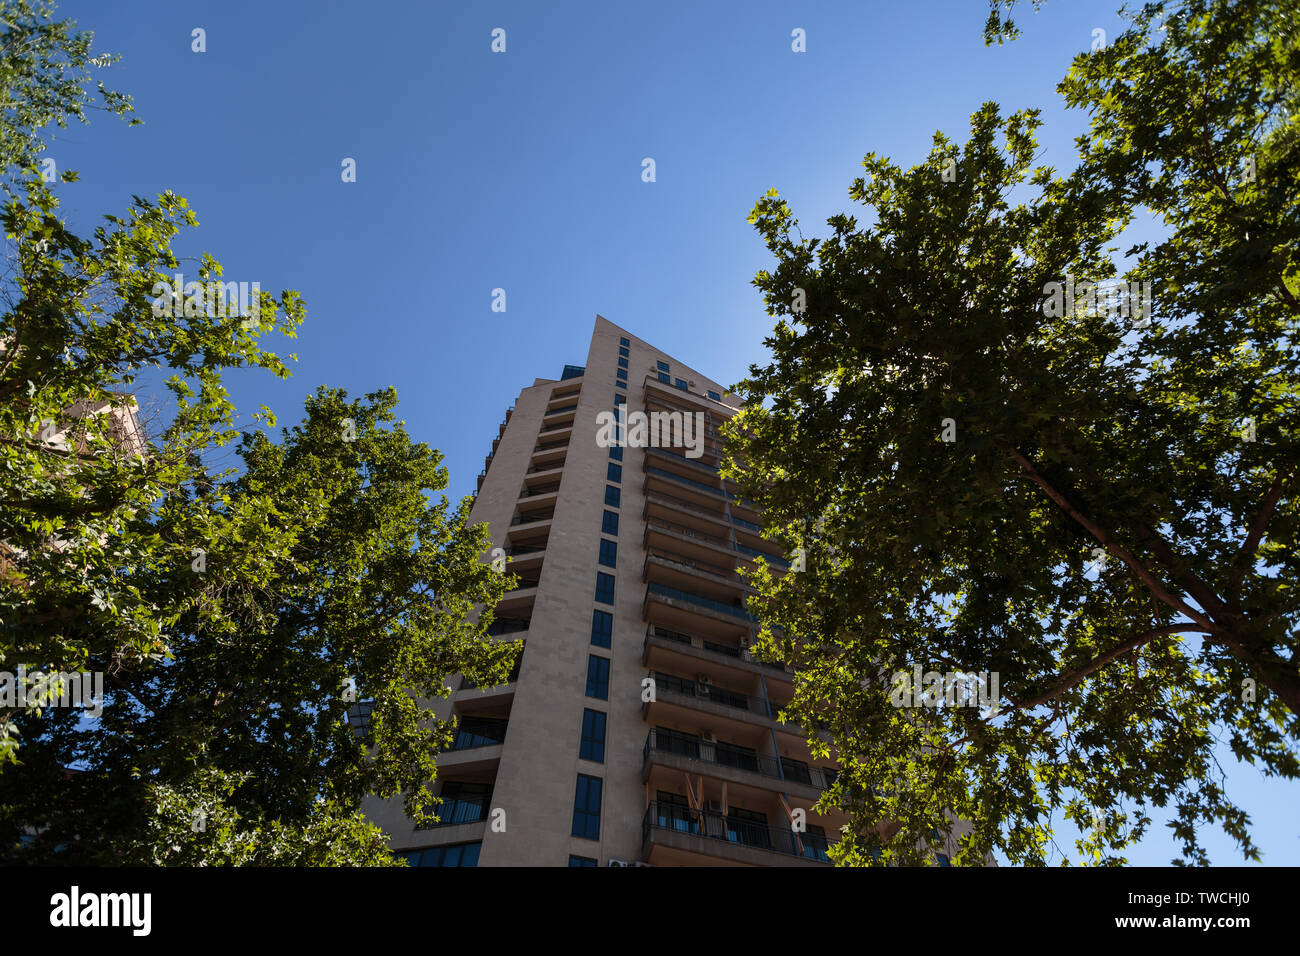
<box><xmin>631</xmin><ymin>861</ymin><xmax>652</xmax><ymax>867</ymax></box>
<box><xmin>705</xmin><ymin>800</ymin><xmax>723</xmax><ymax>814</ymax></box>
<box><xmin>701</xmin><ymin>731</ymin><xmax>716</xmax><ymax>744</ymax></box>
<box><xmin>607</xmin><ymin>858</ymin><xmax>629</xmax><ymax>867</ymax></box>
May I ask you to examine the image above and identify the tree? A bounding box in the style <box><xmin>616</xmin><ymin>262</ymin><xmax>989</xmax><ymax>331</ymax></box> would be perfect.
<box><xmin>723</xmin><ymin>0</ymin><xmax>1298</xmax><ymax>865</ymax></box>
<box><xmin>0</xmin><ymin>386</ymin><xmax>517</xmax><ymax>864</ymax></box>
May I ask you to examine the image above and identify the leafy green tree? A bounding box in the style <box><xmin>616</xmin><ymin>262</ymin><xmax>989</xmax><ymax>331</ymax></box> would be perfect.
<box><xmin>0</xmin><ymin>0</ymin><xmax>137</xmax><ymax>177</ymax></box>
<box><xmin>1</xmin><ymin>387</ymin><xmax>517</xmax><ymax>864</ymax></box>
<box><xmin>724</xmin><ymin>0</ymin><xmax>1298</xmax><ymax>865</ymax></box>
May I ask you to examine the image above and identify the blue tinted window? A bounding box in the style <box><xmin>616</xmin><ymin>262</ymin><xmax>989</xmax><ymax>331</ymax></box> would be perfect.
<box><xmin>605</xmin><ymin>486</ymin><xmax>620</xmax><ymax>508</ymax></box>
<box><xmin>608</xmin><ymin>444</ymin><xmax>623</xmax><ymax>461</ymax></box>
<box><xmin>572</xmin><ymin>775</ymin><xmax>603</xmax><ymax>839</ymax></box>
<box><xmin>586</xmin><ymin>655</ymin><xmax>610</xmax><ymax>699</ymax></box>
<box><xmin>602</xmin><ymin>510</ymin><xmax>619</xmax><ymax>535</ymax></box>
<box><xmin>607</xmin><ymin>462</ymin><xmax>622</xmax><ymax>483</ymax></box>
<box><xmin>594</xmin><ymin>572</ymin><xmax>615</xmax><ymax>605</ymax></box>
<box><xmin>616</xmin><ymin>367</ymin><xmax>627</xmax><ymax>380</ymax></box>
<box><xmin>569</xmin><ymin>855</ymin><xmax>598</xmax><ymax>867</ymax></box>
<box><xmin>675</xmin><ymin>379</ymin><xmax>687</xmax><ymax>390</ymax></box>
<box><xmin>590</xmin><ymin>609</ymin><xmax>613</xmax><ymax>648</ymax></box>
<box><xmin>657</xmin><ymin>372</ymin><xmax>670</xmax><ymax>383</ymax></box>
<box><xmin>708</xmin><ymin>390</ymin><xmax>721</xmax><ymax>401</ymax></box>
<box><xmin>657</xmin><ymin>361</ymin><xmax>669</xmax><ymax>372</ymax></box>
<box><xmin>580</xmin><ymin>709</ymin><xmax>606</xmax><ymax>762</ymax></box>
<box><xmin>618</xmin><ymin>357</ymin><xmax>628</xmax><ymax>369</ymax></box>
<box><xmin>403</xmin><ymin>842</ymin><xmax>481</xmax><ymax>867</ymax></box>
<box><xmin>599</xmin><ymin>539</ymin><xmax>617</xmax><ymax>568</ymax></box>
<box><xmin>618</xmin><ymin>347</ymin><xmax>629</xmax><ymax>357</ymax></box>
<box><xmin>619</xmin><ymin>337</ymin><xmax>630</xmax><ymax>347</ymax></box>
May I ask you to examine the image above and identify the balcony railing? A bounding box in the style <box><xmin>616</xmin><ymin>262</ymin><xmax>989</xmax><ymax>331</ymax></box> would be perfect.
<box><xmin>520</xmin><ymin>483</ymin><xmax>561</xmax><ymax>498</ymax></box>
<box><xmin>487</xmin><ymin>617</ymin><xmax>530</xmax><ymax>636</ymax></box>
<box><xmin>647</xmin><ymin>446</ymin><xmax>721</xmax><ymax>476</ymax></box>
<box><xmin>642</xmin><ymin>801</ymin><xmax>830</xmax><ymax>863</ymax></box>
<box><xmin>510</xmin><ymin>512</ymin><xmax>553</xmax><ymax>526</ymax></box>
<box><xmin>544</xmin><ymin>404</ymin><xmax>578</xmax><ymax>416</ymax></box>
<box><xmin>645</xmin><ymin>466</ymin><xmax>728</xmax><ymax>499</ymax></box>
<box><xmin>643</xmin><ymin>729</ymin><xmax>833</xmax><ymax>790</ymax></box>
<box><xmin>646</xmin><ymin>547</ymin><xmax>740</xmax><ymax>582</ymax></box>
<box><xmin>525</xmin><ymin>461</ymin><xmax>564</xmax><ymax>474</ymax></box>
<box><xmin>504</xmin><ymin>544</ymin><xmax>545</xmax><ymax>557</ymax></box>
<box><xmin>650</xmin><ymin>670</ymin><xmax>763</xmax><ymax>715</ymax></box>
<box><xmin>646</xmin><ymin>582</ymin><xmax>752</xmax><ymax>621</ymax></box>
<box><xmin>735</xmin><ymin>542</ymin><xmax>788</xmax><ymax>568</ymax></box>
<box><xmin>646</xmin><ymin>515</ymin><xmax>733</xmax><ymax>550</ymax></box>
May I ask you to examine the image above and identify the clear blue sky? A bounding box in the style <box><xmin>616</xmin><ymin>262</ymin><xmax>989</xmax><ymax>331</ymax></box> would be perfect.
<box><xmin>48</xmin><ymin>0</ymin><xmax>1296</xmax><ymax>865</ymax></box>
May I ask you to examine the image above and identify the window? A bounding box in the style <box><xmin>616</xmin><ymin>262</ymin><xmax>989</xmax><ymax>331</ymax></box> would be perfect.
<box><xmin>602</xmin><ymin>510</ymin><xmax>619</xmax><ymax>535</ymax></box>
<box><xmin>616</xmin><ymin>367</ymin><xmax>627</xmax><ymax>380</ymax></box>
<box><xmin>674</xmin><ymin>378</ymin><xmax>687</xmax><ymax>390</ymax></box>
<box><xmin>590</xmin><ymin>609</ymin><xmax>613</xmax><ymax>648</ymax></box>
<box><xmin>801</xmin><ymin>824</ymin><xmax>831</xmax><ymax>862</ymax></box>
<box><xmin>403</xmin><ymin>842</ymin><xmax>481</xmax><ymax>867</ymax></box>
<box><xmin>708</xmin><ymin>390</ymin><xmax>721</xmax><ymax>401</ymax></box>
<box><xmin>572</xmin><ymin>775</ymin><xmax>603</xmax><ymax>839</ymax></box>
<box><xmin>608</xmin><ymin>444</ymin><xmax>623</xmax><ymax>461</ymax></box>
<box><xmin>434</xmin><ymin>781</ymin><xmax>492</xmax><ymax>826</ymax></box>
<box><xmin>586</xmin><ymin>655</ymin><xmax>610</xmax><ymax>699</ymax></box>
<box><xmin>657</xmin><ymin>371</ymin><xmax>670</xmax><ymax>384</ymax></box>
<box><xmin>604</xmin><ymin>485</ymin><xmax>620</xmax><ymax>508</ymax></box>
<box><xmin>935</xmin><ymin>853</ymin><xmax>952</xmax><ymax>867</ymax></box>
<box><xmin>657</xmin><ymin>361</ymin><xmax>669</xmax><ymax>372</ymax></box>
<box><xmin>619</xmin><ymin>337</ymin><xmax>630</xmax><ymax>347</ymax></box>
<box><xmin>618</xmin><ymin>356</ymin><xmax>628</xmax><ymax>369</ymax></box>
<box><xmin>615</xmin><ymin>380</ymin><xmax>626</xmax><ymax>389</ymax></box>
<box><xmin>614</xmin><ymin>393</ymin><xmax>625</xmax><ymax>404</ymax></box>
<box><xmin>618</xmin><ymin>346</ymin><xmax>629</xmax><ymax>357</ymax></box>
<box><xmin>607</xmin><ymin>462</ymin><xmax>622</xmax><ymax>483</ymax></box>
<box><xmin>725</xmin><ymin>806</ymin><xmax>771</xmax><ymax>850</ymax></box>
<box><xmin>598</xmin><ymin>539</ymin><xmax>617</xmax><ymax>568</ymax></box>
<box><xmin>595</xmin><ymin>571</ymin><xmax>615</xmax><ymax>605</ymax></box>
<box><xmin>580</xmin><ymin>709</ymin><xmax>606</xmax><ymax>762</ymax></box>
<box><xmin>452</xmin><ymin>716</ymin><xmax>508</xmax><ymax>750</ymax></box>
<box><xmin>569</xmin><ymin>855</ymin><xmax>598</xmax><ymax>867</ymax></box>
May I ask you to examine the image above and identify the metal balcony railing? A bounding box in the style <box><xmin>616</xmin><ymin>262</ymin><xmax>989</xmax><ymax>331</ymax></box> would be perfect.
<box><xmin>642</xmin><ymin>730</ymin><xmax>833</xmax><ymax>790</ymax></box>
<box><xmin>646</xmin><ymin>547</ymin><xmax>741</xmax><ymax>582</ymax></box>
<box><xmin>646</xmin><ymin>582</ymin><xmax>752</xmax><ymax>620</ymax></box>
<box><xmin>525</xmin><ymin>461</ymin><xmax>564</xmax><ymax>474</ymax></box>
<box><xmin>642</xmin><ymin>801</ymin><xmax>831</xmax><ymax>863</ymax></box>
<box><xmin>645</xmin><ymin>466</ymin><xmax>729</xmax><ymax>499</ymax></box>
<box><xmin>646</xmin><ymin>515</ymin><xmax>733</xmax><ymax>550</ymax></box>
<box><xmin>544</xmin><ymin>404</ymin><xmax>578</xmax><ymax>416</ymax></box>
<box><xmin>519</xmin><ymin>483</ymin><xmax>561</xmax><ymax>498</ymax></box>
<box><xmin>649</xmin><ymin>670</ymin><xmax>764</xmax><ymax>715</ymax></box>
<box><xmin>510</xmin><ymin>513</ymin><xmax>553</xmax><ymax>526</ymax></box>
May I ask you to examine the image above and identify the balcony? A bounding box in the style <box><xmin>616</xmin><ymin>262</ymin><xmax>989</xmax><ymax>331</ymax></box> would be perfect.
<box><xmin>519</xmin><ymin>483</ymin><xmax>560</xmax><ymax>498</ymax></box>
<box><xmin>510</xmin><ymin>511</ymin><xmax>553</xmax><ymax>526</ymax></box>
<box><xmin>642</xmin><ymin>802</ymin><xmax>829</xmax><ymax>867</ymax></box>
<box><xmin>642</xmin><ymin>627</ymin><xmax>791</xmax><ymax>685</ymax></box>
<box><xmin>645</xmin><ymin>582</ymin><xmax>750</xmax><ymax>621</ymax></box>
<box><xmin>642</xmin><ymin>729</ymin><xmax>832</xmax><ymax>801</ymax></box>
<box><xmin>486</xmin><ymin>617</ymin><xmax>530</xmax><ymax>636</ymax></box>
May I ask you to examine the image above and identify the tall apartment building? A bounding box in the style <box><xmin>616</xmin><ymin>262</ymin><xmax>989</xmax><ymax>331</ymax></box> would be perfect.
<box><xmin>362</xmin><ymin>316</ymin><xmax>901</xmax><ymax>866</ymax></box>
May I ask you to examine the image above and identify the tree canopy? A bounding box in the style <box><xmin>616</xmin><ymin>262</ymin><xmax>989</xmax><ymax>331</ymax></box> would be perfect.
<box><xmin>725</xmin><ymin>0</ymin><xmax>1299</xmax><ymax>865</ymax></box>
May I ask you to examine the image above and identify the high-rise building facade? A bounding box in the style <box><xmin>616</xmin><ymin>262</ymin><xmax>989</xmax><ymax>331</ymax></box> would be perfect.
<box><xmin>362</xmin><ymin>316</ymin><xmax>895</xmax><ymax>866</ymax></box>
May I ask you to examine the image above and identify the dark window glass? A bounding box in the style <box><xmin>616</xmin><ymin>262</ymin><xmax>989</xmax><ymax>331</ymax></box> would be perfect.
<box><xmin>657</xmin><ymin>372</ymin><xmax>670</xmax><ymax>384</ymax></box>
<box><xmin>572</xmin><ymin>775</ymin><xmax>603</xmax><ymax>839</ymax></box>
<box><xmin>607</xmin><ymin>462</ymin><xmax>622</xmax><ymax>483</ymax></box>
<box><xmin>654</xmin><ymin>726</ymin><xmax>700</xmax><ymax>759</ymax></box>
<box><xmin>590</xmin><ymin>609</ymin><xmax>613</xmax><ymax>648</ymax></box>
<box><xmin>594</xmin><ymin>571</ymin><xmax>615</xmax><ymax>605</ymax></box>
<box><xmin>619</xmin><ymin>337</ymin><xmax>630</xmax><ymax>347</ymax></box>
<box><xmin>675</xmin><ymin>378</ymin><xmax>687</xmax><ymax>390</ymax></box>
<box><xmin>618</xmin><ymin>356</ymin><xmax>628</xmax><ymax>369</ymax></box>
<box><xmin>615</xmin><ymin>380</ymin><xmax>626</xmax><ymax>389</ymax></box>
<box><xmin>935</xmin><ymin>853</ymin><xmax>951</xmax><ymax>867</ymax></box>
<box><xmin>708</xmin><ymin>390</ymin><xmax>721</xmax><ymax>401</ymax></box>
<box><xmin>657</xmin><ymin>361</ymin><xmax>669</xmax><ymax>372</ymax></box>
<box><xmin>602</xmin><ymin>510</ymin><xmax>619</xmax><ymax>535</ymax></box>
<box><xmin>580</xmin><ymin>709</ymin><xmax>606</xmax><ymax>762</ymax></box>
<box><xmin>452</xmin><ymin>716</ymin><xmax>508</xmax><ymax>750</ymax></box>
<box><xmin>435</xmin><ymin>782</ymin><xmax>492</xmax><ymax>826</ymax></box>
<box><xmin>725</xmin><ymin>806</ymin><xmax>771</xmax><ymax>850</ymax></box>
<box><xmin>586</xmin><ymin>655</ymin><xmax>610</xmax><ymax>699</ymax></box>
<box><xmin>614</xmin><ymin>393</ymin><xmax>625</xmax><ymax>404</ymax></box>
<box><xmin>716</xmin><ymin>741</ymin><xmax>760</xmax><ymax>773</ymax></box>
<box><xmin>403</xmin><ymin>842</ymin><xmax>482</xmax><ymax>867</ymax></box>
<box><xmin>801</xmin><ymin>825</ymin><xmax>831</xmax><ymax>862</ymax></box>
<box><xmin>616</xmin><ymin>367</ymin><xmax>627</xmax><ymax>380</ymax></box>
<box><xmin>608</xmin><ymin>444</ymin><xmax>623</xmax><ymax>461</ymax></box>
<box><xmin>604</xmin><ymin>486</ymin><xmax>620</xmax><ymax>508</ymax></box>
<box><xmin>598</xmin><ymin>538</ymin><xmax>617</xmax><ymax>568</ymax></box>
<box><xmin>569</xmin><ymin>855</ymin><xmax>598</xmax><ymax>867</ymax></box>
<box><xmin>618</xmin><ymin>347</ymin><xmax>629</xmax><ymax>357</ymax></box>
